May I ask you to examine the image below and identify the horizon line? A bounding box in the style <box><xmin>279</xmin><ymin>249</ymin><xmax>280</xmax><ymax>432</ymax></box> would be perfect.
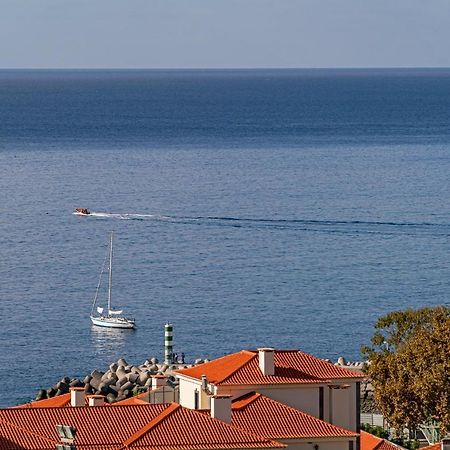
<box><xmin>1</xmin><ymin>66</ymin><xmax>450</xmax><ymax>71</ymax></box>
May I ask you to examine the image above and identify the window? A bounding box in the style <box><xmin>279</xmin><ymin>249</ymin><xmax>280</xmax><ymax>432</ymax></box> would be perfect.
<box><xmin>319</xmin><ymin>387</ymin><xmax>324</xmax><ymax>420</ymax></box>
<box><xmin>194</xmin><ymin>390</ymin><xmax>199</xmax><ymax>409</ymax></box>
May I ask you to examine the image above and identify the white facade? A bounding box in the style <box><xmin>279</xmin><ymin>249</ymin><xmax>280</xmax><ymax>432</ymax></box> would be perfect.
<box><xmin>178</xmin><ymin>377</ymin><xmax>211</xmax><ymax>410</ymax></box>
<box><xmin>177</xmin><ymin>375</ymin><xmax>360</xmax><ymax>433</ymax></box>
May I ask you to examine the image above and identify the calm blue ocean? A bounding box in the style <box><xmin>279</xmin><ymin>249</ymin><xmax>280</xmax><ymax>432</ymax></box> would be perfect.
<box><xmin>1</xmin><ymin>69</ymin><xmax>450</xmax><ymax>406</ymax></box>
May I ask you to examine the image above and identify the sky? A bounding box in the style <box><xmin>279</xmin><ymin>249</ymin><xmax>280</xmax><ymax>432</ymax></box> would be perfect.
<box><xmin>1</xmin><ymin>0</ymin><xmax>450</xmax><ymax>69</ymax></box>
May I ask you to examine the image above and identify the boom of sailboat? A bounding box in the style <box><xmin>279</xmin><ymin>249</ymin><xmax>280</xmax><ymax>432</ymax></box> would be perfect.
<box><xmin>90</xmin><ymin>232</ymin><xmax>136</xmax><ymax>329</ymax></box>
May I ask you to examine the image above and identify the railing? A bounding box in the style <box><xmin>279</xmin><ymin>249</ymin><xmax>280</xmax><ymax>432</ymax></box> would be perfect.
<box><xmin>361</xmin><ymin>413</ymin><xmax>440</xmax><ymax>445</ymax></box>
<box><xmin>418</xmin><ymin>423</ymin><xmax>440</xmax><ymax>445</ymax></box>
<box><xmin>361</xmin><ymin>413</ymin><xmax>385</xmax><ymax>428</ymax></box>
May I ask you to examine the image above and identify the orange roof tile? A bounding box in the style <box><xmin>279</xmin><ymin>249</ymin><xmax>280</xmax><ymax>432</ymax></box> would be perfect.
<box><xmin>176</xmin><ymin>349</ymin><xmax>363</xmax><ymax>386</ymax></box>
<box><xmin>124</xmin><ymin>403</ymin><xmax>180</xmax><ymax>447</ymax></box>
<box><xmin>113</xmin><ymin>397</ymin><xmax>148</xmax><ymax>406</ymax></box>
<box><xmin>15</xmin><ymin>392</ymin><xmax>111</xmax><ymax>408</ymax></box>
<box><xmin>377</xmin><ymin>443</ymin><xmax>404</xmax><ymax>450</ymax></box>
<box><xmin>231</xmin><ymin>392</ymin><xmax>357</xmax><ymax>440</ymax></box>
<box><xmin>113</xmin><ymin>390</ymin><xmax>152</xmax><ymax>406</ymax></box>
<box><xmin>0</xmin><ymin>404</ymin><xmax>166</xmax><ymax>449</ymax></box>
<box><xmin>421</xmin><ymin>445</ymin><xmax>440</xmax><ymax>450</ymax></box>
<box><xmin>0</xmin><ymin>403</ymin><xmax>285</xmax><ymax>450</ymax></box>
<box><xmin>360</xmin><ymin>431</ymin><xmax>404</xmax><ymax>450</ymax></box>
<box><xmin>0</xmin><ymin>415</ymin><xmax>56</xmax><ymax>449</ymax></box>
<box><xmin>15</xmin><ymin>393</ymin><xmax>73</xmax><ymax>408</ymax></box>
<box><xmin>176</xmin><ymin>350</ymin><xmax>255</xmax><ymax>384</ymax></box>
<box><xmin>124</xmin><ymin>402</ymin><xmax>285</xmax><ymax>450</ymax></box>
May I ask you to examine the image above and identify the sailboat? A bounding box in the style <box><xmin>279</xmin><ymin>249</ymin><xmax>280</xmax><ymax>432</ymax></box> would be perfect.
<box><xmin>90</xmin><ymin>232</ymin><xmax>136</xmax><ymax>329</ymax></box>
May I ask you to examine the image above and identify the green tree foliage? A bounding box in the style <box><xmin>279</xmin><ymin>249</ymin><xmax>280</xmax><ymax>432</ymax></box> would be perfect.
<box><xmin>362</xmin><ymin>306</ymin><xmax>450</xmax><ymax>434</ymax></box>
<box><xmin>360</xmin><ymin>423</ymin><xmax>389</xmax><ymax>439</ymax></box>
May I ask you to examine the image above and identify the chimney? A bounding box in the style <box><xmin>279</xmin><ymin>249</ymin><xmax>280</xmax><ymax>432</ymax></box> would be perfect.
<box><xmin>258</xmin><ymin>348</ymin><xmax>275</xmax><ymax>376</ymax></box>
<box><xmin>201</xmin><ymin>374</ymin><xmax>208</xmax><ymax>391</ymax></box>
<box><xmin>87</xmin><ymin>395</ymin><xmax>105</xmax><ymax>406</ymax></box>
<box><xmin>442</xmin><ymin>438</ymin><xmax>450</xmax><ymax>450</ymax></box>
<box><xmin>70</xmin><ymin>387</ymin><xmax>85</xmax><ymax>407</ymax></box>
<box><xmin>211</xmin><ymin>395</ymin><xmax>232</xmax><ymax>423</ymax></box>
<box><xmin>152</xmin><ymin>374</ymin><xmax>167</xmax><ymax>389</ymax></box>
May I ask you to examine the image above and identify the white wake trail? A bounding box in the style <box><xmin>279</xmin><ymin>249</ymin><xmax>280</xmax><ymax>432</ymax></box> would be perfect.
<box><xmin>83</xmin><ymin>212</ymin><xmax>172</xmax><ymax>221</ymax></box>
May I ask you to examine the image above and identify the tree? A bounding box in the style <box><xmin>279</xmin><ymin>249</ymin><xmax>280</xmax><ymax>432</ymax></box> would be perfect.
<box><xmin>362</xmin><ymin>306</ymin><xmax>450</xmax><ymax>435</ymax></box>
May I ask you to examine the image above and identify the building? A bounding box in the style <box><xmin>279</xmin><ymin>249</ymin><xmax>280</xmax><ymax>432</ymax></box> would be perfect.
<box><xmin>176</xmin><ymin>348</ymin><xmax>363</xmax><ymax>433</ymax></box>
<box><xmin>1</xmin><ymin>347</ymin><xmax>368</xmax><ymax>450</ymax></box>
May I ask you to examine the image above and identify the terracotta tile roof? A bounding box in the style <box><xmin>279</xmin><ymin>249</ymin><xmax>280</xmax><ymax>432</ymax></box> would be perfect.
<box><xmin>0</xmin><ymin>415</ymin><xmax>56</xmax><ymax>449</ymax></box>
<box><xmin>176</xmin><ymin>350</ymin><xmax>256</xmax><ymax>384</ymax></box>
<box><xmin>124</xmin><ymin>403</ymin><xmax>285</xmax><ymax>450</ymax></box>
<box><xmin>15</xmin><ymin>393</ymin><xmax>74</xmax><ymax>408</ymax></box>
<box><xmin>231</xmin><ymin>392</ymin><xmax>357</xmax><ymax>440</ymax></box>
<box><xmin>360</xmin><ymin>431</ymin><xmax>404</xmax><ymax>450</ymax></box>
<box><xmin>0</xmin><ymin>404</ymin><xmax>166</xmax><ymax>449</ymax></box>
<box><xmin>361</xmin><ymin>430</ymin><xmax>383</xmax><ymax>449</ymax></box>
<box><xmin>0</xmin><ymin>403</ymin><xmax>284</xmax><ymax>450</ymax></box>
<box><xmin>113</xmin><ymin>396</ymin><xmax>148</xmax><ymax>406</ymax></box>
<box><xmin>113</xmin><ymin>390</ymin><xmax>152</xmax><ymax>405</ymax></box>
<box><xmin>15</xmin><ymin>392</ymin><xmax>112</xmax><ymax>408</ymax></box>
<box><xmin>176</xmin><ymin>349</ymin><xmax>363</xmax><ymax>386</ymax></box>
<box><xmin>421</xmin><ymin>445</ymin><xmax>440</xmax><ymax>450</ymax></box>
<box><xmin>377</xmin><ymin>443</ymin><xmax>404</xmax><ymax>450</ymax></box>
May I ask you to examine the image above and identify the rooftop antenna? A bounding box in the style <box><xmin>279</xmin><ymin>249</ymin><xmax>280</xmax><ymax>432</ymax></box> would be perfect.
<box><xmin>164</xmin><ymin>322</ymin><xmax>173</xmax><ymax>365</ymax></box>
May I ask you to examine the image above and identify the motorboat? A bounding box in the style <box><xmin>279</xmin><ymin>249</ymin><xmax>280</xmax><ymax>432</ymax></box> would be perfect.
<box><xmin>75</xmin><ymin>208</ymin><xmax>90</xmax><ymax>216</ymax></box>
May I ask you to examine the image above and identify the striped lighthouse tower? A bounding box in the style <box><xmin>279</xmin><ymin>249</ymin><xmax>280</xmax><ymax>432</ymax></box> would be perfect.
<box><xmin>164</xmin><ymin>322</ymin><xmax>173</xmax><ymax>365</ymax></box>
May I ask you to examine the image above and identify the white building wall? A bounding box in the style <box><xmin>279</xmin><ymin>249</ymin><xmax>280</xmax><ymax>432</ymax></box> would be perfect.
<box><xmin>180</xmin><ymin>375</ymin><xmax>360</xmax><ymax>433</ymax></box>
<box><xmin>329</xmin><ymin>384</ymin><xmax>358</xmax><ymax>432</ymax></box>
<box><xmin>257</xmin><ymin>386</ymin><xmax>320</xmax><ymax>417</ymax></box>
<box><xmin>178</xmin><ymin>378</ymin><xmax>201</xmax><ymax>409</ymax></box>
<box><xmin>178</xmin><ymin>377</ymin><xmax>212</xmax><ymax>409</ymax></box>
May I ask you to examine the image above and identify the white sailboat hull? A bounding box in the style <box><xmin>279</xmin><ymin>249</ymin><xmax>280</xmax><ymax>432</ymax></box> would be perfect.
<box><xmin>90</xmin><ymin>315</ymin><xmax>135</xmax><ymax>329</ymax></box>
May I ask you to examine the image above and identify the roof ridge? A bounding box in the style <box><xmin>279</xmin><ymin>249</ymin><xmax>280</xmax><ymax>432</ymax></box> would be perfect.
<box><xmin>123</xmin><ymin>402</ymin><xmax>180</xmax><ymax>447</ymax></box>
<box><xmin>218</xmin><ymin>352</ymin><xmax>257</xmax><ymax>384</ymax></box>
<box><xmin>293</xmin><ymin>348</ymin><xmax>364</xmax><ymax>379</ymax></box>
<box><xmin>174</xmin><ymin>350</ymin><xmax>256</xmax><ymax>384</ymax></box>
<box><xmin>231</xmin><ymin>392</ymin><xmax>261</xmax><ymax>410</ymax></box>
<box><xmin>17</xmin><ymin>393</ymin><xmax>71</xmax><ymax>408</ymax></box>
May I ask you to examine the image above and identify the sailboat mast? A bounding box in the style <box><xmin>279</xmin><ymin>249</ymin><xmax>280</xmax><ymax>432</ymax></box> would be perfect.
<box><xmin>108</xmin><ymin>231</ymin><xmax>113</xmax><ymax>314</ymax></box>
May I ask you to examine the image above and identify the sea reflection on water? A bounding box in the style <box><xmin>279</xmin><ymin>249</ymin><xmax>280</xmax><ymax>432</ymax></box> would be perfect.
<box><xmin>90</xmin><ymin>326</ymin><xmax>135</xmax><ymax>363</ymax></box>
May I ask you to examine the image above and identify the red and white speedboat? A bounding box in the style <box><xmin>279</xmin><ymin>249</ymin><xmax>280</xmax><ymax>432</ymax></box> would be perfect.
<box><xmin>74</xmin><ymin>208</ymin><xmax>90</xmax><ymax>216</ymax></box>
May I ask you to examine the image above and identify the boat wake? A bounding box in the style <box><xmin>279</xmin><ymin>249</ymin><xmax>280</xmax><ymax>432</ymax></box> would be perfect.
<box><xmin>73</xmin><ymin>211</ymin><xmax>450</xmax><ymax>236</ymax></box>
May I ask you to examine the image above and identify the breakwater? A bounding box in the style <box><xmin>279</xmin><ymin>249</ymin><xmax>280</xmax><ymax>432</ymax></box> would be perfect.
<box><xmin>34</xmin><ymin>356</ymin><xmax>207</xmax><ymax>404</ymax></box>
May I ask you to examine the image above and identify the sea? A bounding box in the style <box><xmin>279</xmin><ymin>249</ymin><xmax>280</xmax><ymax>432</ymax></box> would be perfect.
<box><xmin>1</xmin><ymin>68</ymin><xmax>450</xmax><ymax>406</ymax></box>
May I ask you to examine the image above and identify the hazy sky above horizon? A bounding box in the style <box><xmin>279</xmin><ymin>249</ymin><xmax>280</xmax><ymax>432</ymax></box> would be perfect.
<box><xmin>1</xmin><ymin>0</ymin><xmax>450</xmax><ymax>69</ymax></box>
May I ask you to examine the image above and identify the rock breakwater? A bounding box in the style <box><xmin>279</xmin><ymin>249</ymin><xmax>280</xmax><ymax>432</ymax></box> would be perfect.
<box><xmin>35</xmin><ymin>356</ymin><xmax>208</xmax><ymax>403</ymax></box>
